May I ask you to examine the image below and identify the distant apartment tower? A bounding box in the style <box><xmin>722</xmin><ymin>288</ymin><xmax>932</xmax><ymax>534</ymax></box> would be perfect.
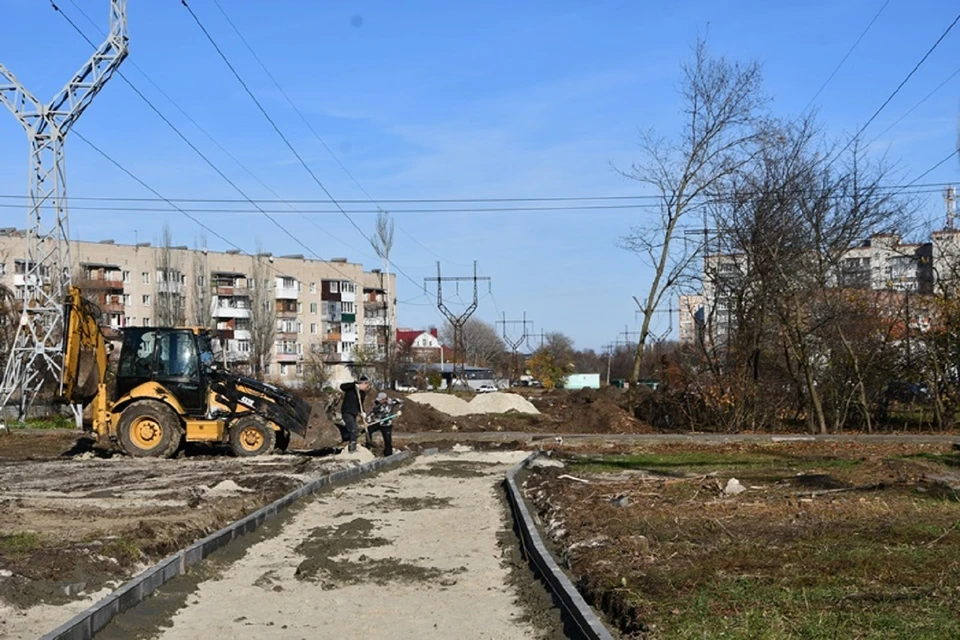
<box><xmin>677</xmin><ymin>295</ymin><xmax>704</xmax><ymax>345</ymax></box>
<box><xmin>698</xmin><ymin>232</ymin><xmax>940</xmax><ymax>345</ymax></box>
<box><xmin>0</xmin><ymin>231</ymin><xmax>395</xmax><ymax>385</ymax></box>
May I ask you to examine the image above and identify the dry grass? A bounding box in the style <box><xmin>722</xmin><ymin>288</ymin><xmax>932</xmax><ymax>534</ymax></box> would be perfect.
<box><xmin>525</xmin><ymin>442</ymin><xmax>960</xmax><ymax>638</ymax></box>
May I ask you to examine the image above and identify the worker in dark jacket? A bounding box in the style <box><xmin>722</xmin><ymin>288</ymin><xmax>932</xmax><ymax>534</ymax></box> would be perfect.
<box><xmin>339</xmin><ymin>375</ymin><xmax>369</xmax><ymax>452</ymax></box>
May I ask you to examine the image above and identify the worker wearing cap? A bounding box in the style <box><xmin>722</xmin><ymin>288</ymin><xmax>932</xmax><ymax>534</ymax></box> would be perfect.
<box><xmin>339</xmin><ymin>375</ymin><xmax>369</xmax><ymax>453</ymax></box>
<box><xmin>366</xmin><ymin>391</ymin><xmax>401</xmax><ymax>456</ymax></box>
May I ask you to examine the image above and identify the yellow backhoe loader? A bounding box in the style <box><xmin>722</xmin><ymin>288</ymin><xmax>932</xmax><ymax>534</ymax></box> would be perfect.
<box><xmin>62</xmin><ymin>286</ymin><xmax>311</xmax><ymax>457</ymax></box>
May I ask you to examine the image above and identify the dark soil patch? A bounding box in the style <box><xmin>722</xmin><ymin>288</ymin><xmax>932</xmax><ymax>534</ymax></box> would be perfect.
<box><xmin>294</xmin><ymin>517</ymin><xmax>460</xmax><ymax>589</ymax></box>
<box><xmin>404</xmin><ymin>460</ymin><xmax>502</xmax><ymax>478</ymax></box>
<box><xmin>370</xmin><ymin>495</ymin><xmax>454</xmax><ymax>511</ymax></box>
<box><xmin>524</xmin><ymin>440</ymin><xmax>960</xmax><ymax>638</ymax></box>
<box><xmin>0</xmin><ymin>430</ymin><xmax>85</xmax><ymax>460</ymax></box>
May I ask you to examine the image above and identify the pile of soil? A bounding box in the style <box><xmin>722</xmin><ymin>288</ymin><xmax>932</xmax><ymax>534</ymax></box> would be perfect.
<box><xmin>530</xmin><ymin>387</ymin><xmax>650</xmax><ymax>434</ymax></box>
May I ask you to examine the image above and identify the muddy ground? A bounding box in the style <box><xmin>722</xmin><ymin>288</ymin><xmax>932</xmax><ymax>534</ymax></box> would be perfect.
<box><xmin>523</xmin><ymin>440</ymin><xmax>960</xmax><ymax>638</ymax></box>
<box><xmin>0</xmin><ymin>425</ymin><xmax>373</xmax><ymax>639</ymax></box>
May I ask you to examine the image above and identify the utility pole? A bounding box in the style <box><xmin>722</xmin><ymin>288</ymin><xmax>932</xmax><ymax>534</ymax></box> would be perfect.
<box><xmin>0</xmin><ymin>0</ymin><xmax>128</xmax><ymax>423</ymax></box>
<box><xmin>601</xmin><ymin>342</ymin><xmax>616</xmax><ymax>386</ymax></box>
<box><xmin>423</xmin><ymin>261</ymin><xmax>490</xmax><ymax>388</ymax></box>
<box><xmin>497</xmin><ymin>311</ymin><xmax>533</xmax><ymax>384</ymax></box>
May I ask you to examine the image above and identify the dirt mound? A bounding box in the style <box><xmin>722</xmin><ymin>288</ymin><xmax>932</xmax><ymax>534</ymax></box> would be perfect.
<box><xmin>531</xmin><ymin>387</ymin><xmax>650</xmax><ymax>433</ymax></box>
<box><xmin>468</xmin><ymin>393</ymin><xmax>539</xmax><ymax>415</ymax></box>
<box><xmin>408</xmin><ymin>392</ymin><xmax>539</xmax><ymax>416</ymax></box>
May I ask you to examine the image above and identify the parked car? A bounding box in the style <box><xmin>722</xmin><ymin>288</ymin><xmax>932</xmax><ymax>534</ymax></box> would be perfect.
<box><xmin>476</xmin><ymin>384</ymin><xmax>497</xmax><ymax>394</ymax></box>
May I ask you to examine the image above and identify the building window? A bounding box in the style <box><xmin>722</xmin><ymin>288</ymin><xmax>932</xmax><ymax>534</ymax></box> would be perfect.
<box><xmin>197</xmin><ymin>275</ymin><xmax>205</xmax><ymax>286</ymax></box>
<box><xmin>342</xmin><ymin>301</ymin><xmax>355</xmax><ymax>313</ymax></box>
<box><xmin>280</xmin><ymin>363</ymin><xmax>288</xmax><ymax>376</ymax></box>
<box><xmin>122</xmin><ymin>270</ymin><xmax>130</xmax><ymax>283</ymax></box>
<box><xmin>296</xmin><ymin>363</ymin><xmax>303</xmax><ymax>375</ymax></box>
<box><xmin>310</xmin><ymin>282</ymin><xmax>316</xmax><ymax>293</ymax></box>
<box><xmin>0</xmin><ymin>263</ymin><xmax>6</xmax><ymax>276</ymax></box>
<box><xmin>141</xmin><ymin>272</ymin><xmax>150</xmax><ymax>284</ymax></box>
<box><xmin>341</xmin><ymin>341</ymin><xmax>354</xmax><ymax>354</ymax></box>
<box><xmin>237</xmin><ymin>340</ymin><xmax>250</xmax><ymax>353</ymax></box>
<box><xmin>329</xmin><ymin>281</ymin><xmax>339</xmax><ymax>294</ymax></box>
<box><xmin>310</xmin><ymin>302</ymin><xmax>317</xmax><ymax>314</ymax></box>
<box><xmin>298</xmin><ymin>322</ymin><xmax>303</xmax><ymax>334</ymax></box>
<box><xmin>342</xmin><ymin>282</ymin><xmax>355</xmax><ymax>294</ymax></box>
<box><xmin>122</xmin><ymin>294</ymin><xmax>131</xmax><ymax>306</ymax></box>
<box><xmin>142</xmin><ymin>317</ymin><xmax>150</xmax><ymax>326</ymax></box>
<box><xmin>142</xmin><ymin>294</ymin><xmax>151</xmax><ymax>306</ymax></box>
<box><xmin>310</xmin><ymin>323</ymin><xmax>317</xmax><ymax>334</ymax></box>
<box><xmin>297</xmin><ymin>301</ymin><xmax>303</xmax><ymax>314</ymax></box>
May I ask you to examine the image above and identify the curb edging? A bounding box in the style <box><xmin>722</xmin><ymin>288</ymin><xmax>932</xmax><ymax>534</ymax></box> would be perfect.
<box><xmin>505</xmin><ymin>452</ymin><xmax>614</xmax><ymax>640</ymax></box>
<box><xmin>43</xmin><ymin>450</ymin><xmax>413</xmax><ymax>640</ymax></box>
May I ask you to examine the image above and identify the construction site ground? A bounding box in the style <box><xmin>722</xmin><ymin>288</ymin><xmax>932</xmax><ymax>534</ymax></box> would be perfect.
<box><xmin>523</xmin><ymin>440</ymin><xmax>960</xmax><ymax>638</ymax></box>
<box><xmin>2</xmin><ymin>388</ymin><xmax>959</xmax><ymax>638</ymax></box>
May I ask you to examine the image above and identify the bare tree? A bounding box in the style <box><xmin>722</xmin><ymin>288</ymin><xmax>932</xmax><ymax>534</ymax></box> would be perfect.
<box><xmin>191</xmin><ymin>233</ymin><xmax>213</xmax><ymax>329</ymax></box>
<box><xmin>248</xmin><ymin>245</ymin><xmax>275</xmax><ymax>380</ymax></box>
<box><xmin>368</xmin><ymin>211</ymin><xmax>395</xmax><ymax>383</ymax></box>
<box><xmin>155</xmin><ymin>223</ymin><xmax>185</xmax><ymax>326</ymax></box>
<box><xmin>302</xmin><ymin>344</ymin><xmax>333</xmax><ymax>395</ymax></box>
<box><xmin>441</xmin><ymin>317</ymin><xmax>505</xmax><ymax>367</ymax></box>
<box><xmin>619</xmin><ymin>39</ymin><xmax>767</xmax><ymax>412</ymax></box>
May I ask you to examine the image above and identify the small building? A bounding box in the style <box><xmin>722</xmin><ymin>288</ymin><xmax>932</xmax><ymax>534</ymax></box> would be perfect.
<box><xmin>565</xmin><ymin>373</ymin><xmax>601</xmax><ymax>390</ymax></box>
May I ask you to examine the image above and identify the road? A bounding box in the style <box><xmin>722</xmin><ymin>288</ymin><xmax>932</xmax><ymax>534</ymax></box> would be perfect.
<box><xmin>100</xmin><ymin>448</ymin><xmax>564</xmax><ymax>640</ymax></box>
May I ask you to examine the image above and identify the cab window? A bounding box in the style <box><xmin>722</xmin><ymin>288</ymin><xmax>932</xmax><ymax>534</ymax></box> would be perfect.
<box><xmin>157</xmin><ymin>331</ymin><xmax>199</xmax><ymax>378</ymax></box>
<box><xmin>118</xmin><ymin>330</ymin><xmax>157</xmax><ymax>378</ymax></box>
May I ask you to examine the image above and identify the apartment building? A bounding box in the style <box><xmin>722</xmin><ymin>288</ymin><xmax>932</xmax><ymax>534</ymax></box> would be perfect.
<box><xmin>681</xmin><ymin>231</ymin><xmax>944</xmax><ymax>345</ymax></box>
<box><xmin>0</xmin><ymin>230</ymin><xmax>396</xmax><ymax>385</ymax></box>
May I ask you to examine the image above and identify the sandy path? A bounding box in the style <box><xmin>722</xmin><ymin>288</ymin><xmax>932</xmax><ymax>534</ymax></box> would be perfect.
<box><xmin>147</xmin><ymin>449</ymin><xmax>539</xmax><ymax>639</ymax></box>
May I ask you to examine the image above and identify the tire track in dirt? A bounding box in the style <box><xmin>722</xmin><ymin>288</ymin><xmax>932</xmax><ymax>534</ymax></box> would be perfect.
<box><xmin>102</xmin><ymin>449</ymin><xmax>561</xmax><ymax>639</ymax></box>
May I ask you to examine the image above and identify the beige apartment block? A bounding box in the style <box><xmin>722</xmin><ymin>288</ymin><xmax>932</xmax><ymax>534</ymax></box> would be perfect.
<box><xmin>0</xmin><ymin>229</ymin><xmax>396</xmax><ymax>386</ymax></box>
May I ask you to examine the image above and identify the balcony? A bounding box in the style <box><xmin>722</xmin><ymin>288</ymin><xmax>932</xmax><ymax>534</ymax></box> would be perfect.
<box><xmin>325</xmin><ymin>333</ymin><xmax>341</xmax><ymax>342</ymax></box>
<box><xmin>364</xmin><ymin>316</ymin><xmax>389</xmax><ymax>327</ymax></box>
<box><xmin>216</xmin><ymin>329</ymin><xmax>235</xmax><ymax>340</ymax></box>
<box><xmin>102</xmin><ymin>303</ymin><xmax>124</xmax><ymax>314</ymax></box>
<box><xmin>275</xmin><ymin>352</ymin><xmax>298</xmax><ymax>363</ymax></box>
<box><xmin>212</xmin><ymin>306</ymin><xmax>250</xmax><ymax>319</ymax></box>
<box><xmin>275</xmin><ymin>286</ymin><xmax>299</xmax><ymax>300</ymax></box>
<box><xmin>233</xmin><ymin>329</ymin><xmax>251</xmax><ymax>341</ymax></box>
<box><xmin>78</xmin><ymin>278</ymin><xmax>124</xmax><ymax>291</ymax></box>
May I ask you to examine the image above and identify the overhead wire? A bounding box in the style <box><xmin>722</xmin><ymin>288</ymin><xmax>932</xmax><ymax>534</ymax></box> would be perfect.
<box><xmin>801</xmin><ymin>0</ymin><xmax>890</xmax><ymax>115</ymax></box>
<box><xmin>833</xmin><ymin>9</ymin><xmax>960</xmax><ymax>160</ymax></box>
<box><xmin>51</xmin><ymin>1</ymin><xmax>362</xmax><ymax>286</ymax></box>
<box><xmin>60</xmin><ymin>0</ymin><xmax>377</xmax><ymax>265</ymax></box>
<box><xmin>866</xmin><ymin>65</ymin><xmax>960</xmax><ymax>149</ymax></box>
<box><xmin>179</xmin><ymin>0</ymin><xmax>427</xmax><ymax>298</ymax></box>
<box><xmin>208</xmin><ymin>0</ymin><xmax>466</xmax><ymax>269</ymax></box>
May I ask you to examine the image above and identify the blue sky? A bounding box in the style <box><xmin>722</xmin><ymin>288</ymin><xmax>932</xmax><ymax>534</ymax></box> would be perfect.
<box><xmin>1</xmin><ymin>0</ymin><xmax>958</xmax><ymax>350</ymax></box>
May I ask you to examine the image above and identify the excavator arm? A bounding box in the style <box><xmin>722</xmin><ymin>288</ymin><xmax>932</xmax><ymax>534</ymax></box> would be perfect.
<box><xmin>61</xmin><ymin>286</ymin><xmax>107</xmax><ymax>406</ymax></box>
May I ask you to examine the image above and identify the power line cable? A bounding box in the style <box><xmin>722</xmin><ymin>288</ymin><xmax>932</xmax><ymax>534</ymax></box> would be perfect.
<box><xmin>180</xmin><ymin>0</ymin><xmax>428</xmax><ymax>297</ymax></box>
<box><xmin>209</xmin><ymin>0</ymin><xmax>466</xmax><ymax>269</ymax></box>
<box><xmin>60</xmin><ymin>0</ymin><xmax>378</xmax><ymax>264</ymax></box>
<box><xmin>51</xmin><ymin>2</ymin><xmax>361</xmax><ymax>286</ymax></box>
<box><xmin>801</xmin><ymin>0</ymin><xmax>890</xmax><ymax>114</ymax></box>
<box><xmin>834</xmin><ymin>10</ymin><xmax>960</xmax><ymax>159</ymax></box>
<box><xmin>866</xmin><ymin>65</ymin><xmax>960</xmax><ymax>149</ymax></box>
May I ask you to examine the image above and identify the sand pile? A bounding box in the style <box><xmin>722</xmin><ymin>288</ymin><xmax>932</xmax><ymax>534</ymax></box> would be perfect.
<box><xmin>408</xmin><ymin>392</ymin><xmax>539</xmax><ymax>416</ymax></box>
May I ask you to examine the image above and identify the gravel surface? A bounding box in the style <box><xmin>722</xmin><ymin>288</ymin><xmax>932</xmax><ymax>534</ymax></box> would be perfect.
<box><xmin>101</xmin><ymin>450</ymin><xmax>555</xmax><ymax>639</ymax></box>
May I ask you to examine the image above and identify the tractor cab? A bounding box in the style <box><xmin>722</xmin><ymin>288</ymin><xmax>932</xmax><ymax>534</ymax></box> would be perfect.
<box><xmin>116</xmin><ymin>327</ymin><xmax>216</xmax><ymax>416</ymax></box>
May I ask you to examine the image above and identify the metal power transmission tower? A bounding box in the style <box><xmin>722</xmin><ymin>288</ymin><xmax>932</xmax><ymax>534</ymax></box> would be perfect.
<box><xmin>0</xmin><ymin>0</ymin><xmax>128</xmax><ymax>420</ymax></box>
<box><xmin>497</xmin><ymin>311</ymin><xmax>532</xmax><ymax>384</ymax></box>
<box><xmin>424</xmin><ymin>261</ymin><xmax>490</xmax><ymax>386</ymax></box>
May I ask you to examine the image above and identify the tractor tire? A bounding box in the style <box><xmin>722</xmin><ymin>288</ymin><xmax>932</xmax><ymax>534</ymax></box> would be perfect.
<box><xmin>117</xmin><ymin>401</ymin><xmax>183</xmax><ymax>458</ymax></box>
<box><xmin>230</xmin><ymin>415</ymin><xmax>276</xmax><ymax>457</ymax></box>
